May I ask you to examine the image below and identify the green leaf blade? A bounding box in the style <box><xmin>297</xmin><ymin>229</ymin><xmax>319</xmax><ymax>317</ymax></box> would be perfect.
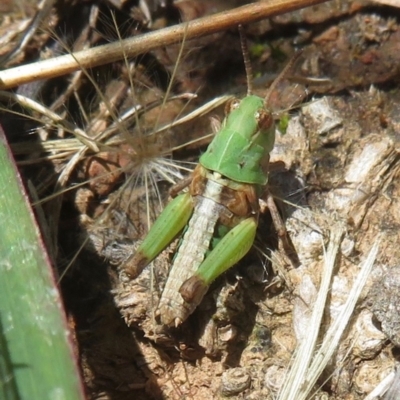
<box><xmin>0</xmin><ymin>132</ymin><xmax>85</xmax><ymax>400</ymax></box>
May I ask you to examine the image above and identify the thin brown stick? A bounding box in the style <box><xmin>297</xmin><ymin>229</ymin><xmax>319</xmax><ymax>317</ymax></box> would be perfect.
<box><xmin>264</xmin><ymin>50</ymin><xmax>304</xmax><ymax>107</ymax></box>
<box><xmin>0</xmin><ymin>0</ymin><xmax>329</xmax><ymax>89</ymax></box>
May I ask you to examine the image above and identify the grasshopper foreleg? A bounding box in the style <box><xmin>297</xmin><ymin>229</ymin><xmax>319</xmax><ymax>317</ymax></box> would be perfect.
<box><xmin>169</xmin><ymin>175</ymin><xmax>193</xmax><ymax>198</ymax></box>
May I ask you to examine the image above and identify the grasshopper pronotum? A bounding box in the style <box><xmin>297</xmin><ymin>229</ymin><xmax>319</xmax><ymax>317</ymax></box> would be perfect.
<box><xmin>125</xmin><ymin>27</ymin><xmax>298</xmax><ymax>327</ymax></box>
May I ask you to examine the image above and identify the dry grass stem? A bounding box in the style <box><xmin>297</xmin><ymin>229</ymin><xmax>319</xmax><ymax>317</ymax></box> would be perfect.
<box><xmin>0</xmin><ymin>0</ymin><xmax>329</xmax><ymax>89</ymax></box>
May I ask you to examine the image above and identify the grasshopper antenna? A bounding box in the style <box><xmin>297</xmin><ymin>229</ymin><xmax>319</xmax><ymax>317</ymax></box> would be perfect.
<box><xmin>264</xmin><ymin>50</ymin><xmax>303</xmax><ymax>107</ymax></box>
<box><xmin>238</xmin><ymin>25</ymin><xmax>253</xmax><ymax>96</ymax></box>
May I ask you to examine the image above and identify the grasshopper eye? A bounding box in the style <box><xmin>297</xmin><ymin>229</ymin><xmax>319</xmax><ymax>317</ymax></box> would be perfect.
<box><xmin>225</xmin><ymin>98</ymin><xmax>240</xmax><ymax>115</ymax></box>
<box><xmin>255</xmin><ymin>109</ymin><xmax>274</xmax><ymax>130</ymax></box>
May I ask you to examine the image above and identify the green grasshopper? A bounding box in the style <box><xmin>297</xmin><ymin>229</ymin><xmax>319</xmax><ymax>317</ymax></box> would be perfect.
<box><xmin>125</xmin><ymin>32</ymin><xmax>298</xmax><ymax>327</ymax></box>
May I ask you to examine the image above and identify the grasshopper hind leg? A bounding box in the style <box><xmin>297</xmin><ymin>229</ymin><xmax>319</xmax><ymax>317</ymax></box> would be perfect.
<box><xmin>124</xmin><ymin>192</ymin><xmax>193</xmax><ymax>278</ymax></box>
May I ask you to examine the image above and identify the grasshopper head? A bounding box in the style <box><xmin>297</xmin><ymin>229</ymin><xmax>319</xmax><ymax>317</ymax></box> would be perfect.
<box><xmin>200</xmin><ymin>95</ymin><xmax>275</xmax><ymax>185</ymax></box>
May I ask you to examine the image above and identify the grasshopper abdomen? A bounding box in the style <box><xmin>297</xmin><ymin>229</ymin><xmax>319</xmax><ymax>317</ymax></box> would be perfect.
<box><xmin>158</xmin><ymin>163</ymin><xmax>261</xmax><ymax>326</ymax></box>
